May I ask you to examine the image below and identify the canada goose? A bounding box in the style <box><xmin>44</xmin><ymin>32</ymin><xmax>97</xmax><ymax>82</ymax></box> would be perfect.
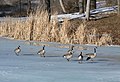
<box><xmin>63</xmin><ymin>51</ymin><xmax>73</xmax><ymax>61</ymax></box>
<box><xmin>78</xmin><ymin>52</ymin><xmax>83</xmax><ymax>63</ymax></box>
<box><xmin>86</xmin><ymin>48</ymin><xmax>97</xmax><ymax>61</ymax></box>
<box><xmin>67</xmin><ymin>45</ymin><xmax>74</xmax><ymax>52</ymax></box>
<box><xmin>14</xmin><ymin>45</ymin><xmax>21</xmax><ymax>56</ymax></box>
<box><xmin>37</xmin><ymin>45</ymin><xmax>45</xmax><ymax>57</ymax></box>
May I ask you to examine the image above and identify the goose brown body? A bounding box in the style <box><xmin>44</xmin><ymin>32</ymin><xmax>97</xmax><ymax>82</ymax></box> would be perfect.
<box><xmin>14</xmin><ymin>46</ymin><xmax>21</xmax><ymax>56</ymax></box>
<box><xmin>63</xmin><ymin>45</ymin><xmax>74</xmax><ymax>61</ymax></box>
<box><xmin>86</xmin><ymin>48</ymin><xmax>97</xmax><ymax>61</ymax></box>
<box><xmin>37</xmin><ymin>45</ymin><xmax>45</xmax><ymax>57</ymax></box>
<box><xmin>63</xmin><ymin>51</ymin><xmax>73</xmax><ymax>61</ymax></box>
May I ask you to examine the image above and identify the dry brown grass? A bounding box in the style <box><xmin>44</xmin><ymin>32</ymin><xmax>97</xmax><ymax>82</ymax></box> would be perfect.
<box><xmin>75</xmin><ymin>22</ymin><xmax>87</xmax><ymax>44</ymax></box>
<box><xmin>0</xmin><ymin>11</ymin><xmax>118</xmax><ymax>45</ymax></box>
<box><xmin>0</xmin><ymin>17</ymin><xmax>32</xmax><ymax>40</ymax></box>
<box><xmin>86</xmin><ymin>14</ymin><xmax>120</xmax><ymax>45</ymax></box>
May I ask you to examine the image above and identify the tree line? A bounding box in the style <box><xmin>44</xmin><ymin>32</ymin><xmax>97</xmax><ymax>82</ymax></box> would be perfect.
<box><xmin>0</xmin><ymin>0</ymin><xmax>120</xmax><ymax>18</ymax></box>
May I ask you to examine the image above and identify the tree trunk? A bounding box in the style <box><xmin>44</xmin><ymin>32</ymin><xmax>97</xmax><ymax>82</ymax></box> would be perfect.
<box><xmin>45</xmin><ymin>0</ymin><xmax>51</xmax><ymax>21</ymax></box>
<box><xmin>19</xmin><ymin>0</ymin><xmax>22</xmax><ymax>16</ymax></box>
<box><xmin>79</xmin><ymin>0</ymin><xmax>84</xmax><ymax>13</ymax></box>
<box><xmin>59</xmin><ymin>0</ymin><xmax>66</xmax><ymax>13</ymax></box>
<box><xmin>118</xmin><ymin>0</ymin><xmax>120</xmax><ymax>14</ymax></box>
<box><xmin>83</xmin><ymin>0</ymin><xmax>87</xmax><ymax>12</ymax></box>
<box><xmin>86</xmin><ymin>0</ymin><xmax>91</xmax><ymax>20</ymax></box>
<box><xmin>27</xmin><ymin>0</ymin><xmax>32</xmax><ymax>15</ymax></box>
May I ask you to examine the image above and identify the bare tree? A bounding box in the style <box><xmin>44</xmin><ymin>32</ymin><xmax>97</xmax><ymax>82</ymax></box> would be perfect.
<box><xmin>118</xmin><ymin>0</ymin><xmax>120</xmax><ymax>14</ymax></box>
<box><xmin>83</xmin><ymin>0</ymin><xmax>87</xmax><ymax>12</ymax></box>
<box><xmin>79</xmin><ymin>0</ymin><xmax>84</xmax><ymax>13</ymax></box>
<box><xmin>86</xmin><ymin>0</ymin><xmax>91</xmax><ymax>20</ymax></box>
<box><xmin>79</xmin><ymin>0</ymin><xmax>88</xmax><ymax>13</ymax></box>
<box><xmin>45</xmin><ymin>0</ymin><xmax>51</xmax><ymax>21</ymax></box>
<box><xmin>19</xmin><ymin>0</ymin><xmax>22</xmax><ymax>16</ymax></box>
<box><xmin>27</xmin><ymin>0</ymin><xmax>32</xmax><ymax>14</ymax></box>
<box><xmin>59</xmin><ymin>0</ymin><xmax>66</xmax><ymax>13</ymax></box>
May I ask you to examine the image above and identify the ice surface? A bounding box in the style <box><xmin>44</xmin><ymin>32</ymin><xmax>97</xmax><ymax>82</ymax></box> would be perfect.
<box><xmin>0</xmin><ymin>37</ymin><xmax>120</xmax><ymax>82</ymax></box>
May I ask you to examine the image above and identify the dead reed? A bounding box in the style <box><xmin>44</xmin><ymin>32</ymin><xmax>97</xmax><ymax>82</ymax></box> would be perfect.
<box><xmin>0</xmin><ymin>10</ymin><xmax>113</xmax><ymax>46</ymax></box>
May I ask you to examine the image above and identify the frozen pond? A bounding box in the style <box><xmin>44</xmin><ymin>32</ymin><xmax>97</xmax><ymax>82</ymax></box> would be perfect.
<box><xmin>0</xmin><ymin>37</ymin><xmax>120</xmax><ymax>82</ymax></box>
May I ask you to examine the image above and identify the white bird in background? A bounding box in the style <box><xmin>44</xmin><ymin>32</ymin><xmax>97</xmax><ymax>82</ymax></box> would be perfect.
<box><xmin>86</xmin><ymin>47</ymin><xmax>97</xmax><ymax>61</ymax></box>
<box><xmin>78</xmin><ymin>52</ymin><xmax>83</xmax><ymax>63</ymax></box>
<box><xmin>14</xmin><ymin>45</ymin><xmax>21</xmax><ymax>56</ymax></box>
<box><xmin>37</xmin><ymin>45</ymin><xmax>46</xmax><ymax>57</ymax></box>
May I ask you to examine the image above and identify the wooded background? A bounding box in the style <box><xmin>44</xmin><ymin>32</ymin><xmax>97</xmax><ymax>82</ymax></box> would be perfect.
<box><xmin>0</xmin><ymin>0</ymin><xmax>118</xmax><ymax>17</ymax></box>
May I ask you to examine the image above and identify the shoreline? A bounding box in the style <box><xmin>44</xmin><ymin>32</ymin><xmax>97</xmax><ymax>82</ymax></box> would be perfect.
<box><xmin>0</xmin><ymin>36</ymin><xmax>120</xmax><ymax>48</ymax></box>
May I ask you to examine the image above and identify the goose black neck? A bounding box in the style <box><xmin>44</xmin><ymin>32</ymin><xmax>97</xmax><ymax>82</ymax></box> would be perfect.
<box><xmin>43</xmin><ymin>46</ymin><xmax>45</xmax><ymax>50</ymax></box>
<box><xmin>18</xmin><ymin>46</ymin><xmax>20</xmax><ymax>49</ymax></box>
<box><xmin>71</xmin><ymin>46</ymin><xmax>74</xmax><ymax>50</ymax></box>
<box><xmin>94</xmin><ymin>48</ymin><xmax>96</xmax><ymax>53</ymax></box>
<box><xmin>80</xmin><ymin>52</ymin><xmax>82</xmax><ymax>55</ymax></box>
